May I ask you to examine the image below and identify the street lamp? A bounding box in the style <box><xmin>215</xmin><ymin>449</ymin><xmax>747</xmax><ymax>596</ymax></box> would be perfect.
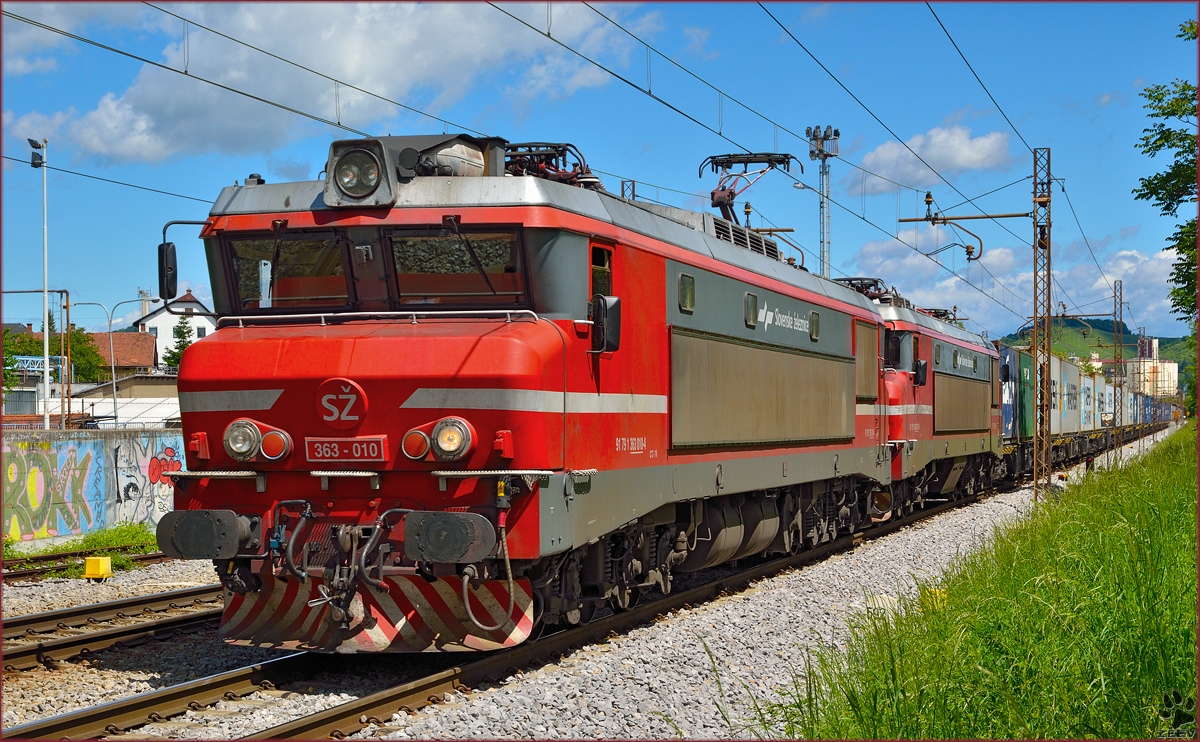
<box><xmin>72</xmin><ymin>297</ymin><xmax>161</xmax><ymax>426</ymax></box>
<box><xmin>29</xmin><ymin>137</ymin><xmax>49</xmax><ymax>429</ymax></box>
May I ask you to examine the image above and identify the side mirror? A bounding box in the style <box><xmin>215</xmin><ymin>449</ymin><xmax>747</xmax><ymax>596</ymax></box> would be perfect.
<box><xmin>1001</xmin><ymin>363</ymin><xmax>1010</xmax><ymax>383</ymax></box>
<box><xmin>158</xmin><ymin>242</ymin><xmax>178</xmax><ymax>300</ymax></box>
<box><xmin>590</xmin><ymin>294</ymin><xmax>621</xmax><ymax>353</ymax></box>
<box><xmin>914</xmin><ymin>359</ymin><xmax>928</xmax><ymax>387</ymax></box>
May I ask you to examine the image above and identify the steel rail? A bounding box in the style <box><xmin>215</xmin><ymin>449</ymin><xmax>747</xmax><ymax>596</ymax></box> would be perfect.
<box><xmin>3</xmin><ymin>607</ymin><xmax>223</xmax><ymax>671</ymax></box>
<box><xmin>5</xmin><ymin>653</ymin><xmax>318</xmax><ymax>740</ymax></box>
<box><xmin>3</xmin><ymin>550</ymin><xmax>173</xmax><ymax>582</ymax></box>
<box><xmin>3</xmin><ymin>585</ymin><xmax>223</xmax><ymax>641</ymax></box>
<box><xmin>7</xmin><ymin>426</ymin><xmax>1169</xmax><ymax>740</ymax></box>
<box><xmin>247</xmin><ymin>494</ymin><xmax>981</xmax><ymax>740</ymax></box>
<box><xmin>2</xmin><ymin>494</ymin><xmax>979</xmax><ymax>741</ymax></box>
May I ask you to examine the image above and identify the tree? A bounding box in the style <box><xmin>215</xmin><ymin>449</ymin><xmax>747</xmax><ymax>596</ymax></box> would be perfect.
<box><xmin>1133</xmin><ymin>19</ymin><xmax>1197</xmax><ymax>414</ymax></box>
<box><xmin>2</xmin><ymin>329</ymin><xmax>18</xmax><ymax>395</ymax></box>
<box><xmin>162</xmin><ymin>315</ymin><xmax>194</xmax><ymax>368</ymax></box>
<box><xmin>7</xmin><ymin>326</ymin><xmax>106</xmax><ymax>383</ymax></box>
<box><xmin>1133</xmin><ymin>19</ymin><xmax>1197</xmax><ymax>320</ymax></box>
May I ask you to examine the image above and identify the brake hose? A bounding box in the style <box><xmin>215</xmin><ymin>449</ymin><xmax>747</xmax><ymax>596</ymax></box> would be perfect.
<box><xmin>284</xmin><ymin>509</ymin><xmax>311</xmax><ymax>582</ymax></box>
<box><xmin>358</xmin><ymin>508</ymin><xmax>412</xmax><ymax>589</ymax></box>
<box><xmin>461</xmin><ymin>509</ymin><xmax>516</xmax><ymax>632</ymax></box>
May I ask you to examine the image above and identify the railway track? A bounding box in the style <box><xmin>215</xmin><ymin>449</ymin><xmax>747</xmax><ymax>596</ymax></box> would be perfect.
<box><xmin>6</xmin><ymin>492</ymin><xmax>984</xmax><ymax>741</ymax></box>
<box><xmin>3</xmin><ymin>550</ymin><xmax>173</xmax><ymax>582</ymax></box>
<box><xmin>2</xmin><ymin>585</ymin><xmax>224</xmax><ymax>672</ymax></box>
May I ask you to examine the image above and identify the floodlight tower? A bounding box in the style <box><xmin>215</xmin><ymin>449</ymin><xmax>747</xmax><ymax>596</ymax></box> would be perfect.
<box><xmin>806</xmin><ymin>125</ymin><xmax>838</xmax><ymax>278</ymax></box>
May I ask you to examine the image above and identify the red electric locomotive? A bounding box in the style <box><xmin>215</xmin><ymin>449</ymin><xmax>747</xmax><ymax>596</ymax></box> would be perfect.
<box><xmin>156</xmin><ymin>134</ymin><xmax>1000</xmax><ymax>653</ymax></box>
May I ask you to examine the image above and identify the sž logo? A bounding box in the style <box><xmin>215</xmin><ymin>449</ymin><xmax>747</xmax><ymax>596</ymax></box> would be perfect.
<box><xmin>316</xmin><ymin>377</ymin><xmax>368</xmax><ymax>430</ymax></box>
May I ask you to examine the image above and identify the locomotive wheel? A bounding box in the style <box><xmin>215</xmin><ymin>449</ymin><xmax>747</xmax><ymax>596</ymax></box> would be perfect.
<box><xmin>578</xmin><ymin>599</ymin><xmax>599</xmax><ymax>624</ymax></box>
<box><xmin>610</xmin><ymin>584</ymin><xmax>641</xmax><ymax>612</ymax></box>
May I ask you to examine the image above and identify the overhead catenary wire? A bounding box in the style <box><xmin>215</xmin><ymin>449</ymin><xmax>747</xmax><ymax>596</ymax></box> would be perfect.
<box><xmin>491</xmin><ymin>2</ymin><xmax>1022</xmax><ymax>324</ymax></box>
<box><xmin>759</xmin><ymin>4</ymin><xmax>1037</xmax><ymax>250</ymax></box>
<box><xmin>140</xmin><ymin>3</ymin><xmax>486</xmax><ymax>137</ymax></box>
<box><xmin>579</xmin><ymin>1</ymin><xmax>925</xmax><ymax>195</ymax></box>
<box><xmin>1</xmin><ymin>9</ymin><xmax>372</xmax><ymax>139</ymax></box>
<box><xmin>924</xmin><ymin>3</ymin><xmax>1034</xmax><ymax>154</ymax></box>
<box><xmin>11</xmin><ymin>4</ymin><xmax>1016</xmax><ymax>332</ymax></box>
<box><xmin>1</xmin><ymin>155</ymin><xmax>211</xmax><ymax>203</ymax></box>
<box><xmin>922</xmin><ymin>5</ymin><xmax>1121</xmax><ymax>318</ymax></box>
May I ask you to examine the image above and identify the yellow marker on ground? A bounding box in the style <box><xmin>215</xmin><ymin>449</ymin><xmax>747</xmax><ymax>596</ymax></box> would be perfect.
<box><xmin>83</xmin><ymin>556</ymin><xmax>114</xmax><ymax>581</ymax></box>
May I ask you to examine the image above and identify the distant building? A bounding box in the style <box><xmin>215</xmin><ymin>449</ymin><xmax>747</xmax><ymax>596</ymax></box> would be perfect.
<box><xmin>1126</xmin><ymin>358</ymin><xmax>1178</xmax><ymax>397</ymax></box>
<box><xmin>2</xmin><ymin>322</ymin><xmax>32</xmax><ymax>335</ymax></box>
<box><xmin>134</xmin><ymin>291</ymin><xmax>216</xmax><ymax>363</ymax></box>
<box><xmin>92</xmin><ymin>331</ymin><xmax>159</xmax><ymax>379</ymax></box>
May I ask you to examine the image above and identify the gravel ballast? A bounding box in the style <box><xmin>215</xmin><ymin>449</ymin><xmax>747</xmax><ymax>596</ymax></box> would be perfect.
<box><xmin>0</xmin><ymin>425</ymin><xmax>1179</xmax><ymax>738</ymax></box>
<box><xmin>2</xmin><ymin>559</ymin><xmax>219</xmax><ymax>617</ymax></box>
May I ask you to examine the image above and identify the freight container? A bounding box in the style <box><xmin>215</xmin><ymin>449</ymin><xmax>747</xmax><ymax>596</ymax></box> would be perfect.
<box><xmin>1019</xmin><ymin>350</ymin><xmax>1034</xmax><ymax>440</ymax></box>
<box><xmin>1061</xmin><ymin>359</ymin><xmax>1080</xmax><ymax>434</ymax></box>
<box><xmin>1080</xmin><ymin>374</ymin><xmax>1095</xmax><ymax>431</ymax></box>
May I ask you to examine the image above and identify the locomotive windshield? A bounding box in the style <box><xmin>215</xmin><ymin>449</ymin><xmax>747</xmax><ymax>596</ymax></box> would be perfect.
<box><xmin>230</xmin><ymin>233</ymin><xmax>349</xmax><ymax>310</ymax></box>
<box><xmin>219</xmin><ymin>227</ymin><xmax>527</xmax><ymax>314</ymax></box>
<box><xmin>391</xmin><ymin>229</ymin><xmax>525</xmax><ymax>307</ymax></box>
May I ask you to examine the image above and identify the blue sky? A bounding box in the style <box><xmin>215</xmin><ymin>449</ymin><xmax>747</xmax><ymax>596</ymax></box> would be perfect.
<box><xmin>3</xmin><ymin>2</ymin><xmax>1195</xmax><ymax>341</ymax></box>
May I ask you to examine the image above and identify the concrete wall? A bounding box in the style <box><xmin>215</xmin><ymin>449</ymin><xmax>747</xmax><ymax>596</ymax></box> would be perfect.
<box><xmin>3</xmin><ymin>429</ymin><xmax>184</xmax><ymax>546</ymax></box>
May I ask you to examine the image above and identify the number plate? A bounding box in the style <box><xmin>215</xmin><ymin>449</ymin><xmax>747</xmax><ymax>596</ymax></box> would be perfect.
<box><xmin>304</xmin><ymin>436</ymin><xmax>389</xmax><ymax>463</ymax></box>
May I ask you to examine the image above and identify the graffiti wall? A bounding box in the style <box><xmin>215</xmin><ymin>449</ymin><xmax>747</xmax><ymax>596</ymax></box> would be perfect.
<box><xmin>3</xmin><ymin>430</ymin><xmax>184</xmax><ymax>544</ymax></box>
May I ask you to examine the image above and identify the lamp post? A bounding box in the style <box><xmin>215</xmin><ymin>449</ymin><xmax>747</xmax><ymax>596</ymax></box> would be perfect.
<box><xmin>72</xmin><ymin>297</ymin><xmax>160</xmax><ymax>426</ymax></box>
<box><xmin>29</xmin><ymin>137</ymin><xmax>49</xmax><ymax>429</ymax></box>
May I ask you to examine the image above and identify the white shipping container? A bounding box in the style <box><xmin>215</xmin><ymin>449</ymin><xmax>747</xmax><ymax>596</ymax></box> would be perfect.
<box><xmin>1062</xmin><ymin>361</ymin><xmax>1081</xmax><ymax>434</ymax></box>
<box><xmin>1081</xmin><ymin>374</ymin><xmax>1095</xmax><ymax>431</ymax></box>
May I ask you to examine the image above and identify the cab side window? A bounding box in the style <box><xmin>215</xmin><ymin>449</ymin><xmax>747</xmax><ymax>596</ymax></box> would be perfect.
<box><xmin>591</xmin><ymin>246</ymin><xmax>612</xmax><ymax>296</ymax></box>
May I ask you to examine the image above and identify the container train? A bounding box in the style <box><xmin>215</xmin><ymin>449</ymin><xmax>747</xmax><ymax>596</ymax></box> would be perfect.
<box><xmin>156</xmin><ymin>133</ymin><xmax>1177</xmax><ymax>653</ymax></box>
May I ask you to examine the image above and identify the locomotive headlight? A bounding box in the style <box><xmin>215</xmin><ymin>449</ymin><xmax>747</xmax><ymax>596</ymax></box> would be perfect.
<box><xmin>334</xmin><ymin>149</ymin><xmax>381</xmax><ymax>198</ymax></box>
<box><xmin>431</xmin><ymin>418</ymin><xmax>472</xmax><ymax>461</ymax></box>
<box><xmin>224</xmin><ymin>419</ymin><xmax>262</xmax><ymax>461</ymax></box>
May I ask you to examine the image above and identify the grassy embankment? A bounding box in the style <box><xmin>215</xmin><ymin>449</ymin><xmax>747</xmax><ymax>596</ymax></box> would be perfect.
<box><xmin>2</xmin><ymin>521</ymin><xmax>159</xmax><ymax>578</ymax></box>
<box><xmin>743</xmin><ymin>423</ymin><xmax>1197</xmax><ymax>738</ymax></box>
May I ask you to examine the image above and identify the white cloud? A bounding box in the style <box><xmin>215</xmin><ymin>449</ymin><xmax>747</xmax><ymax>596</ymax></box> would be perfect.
<box><xmin>68</xmin><ymin>93</ymin><xmax>172</xmax><ymax>161</ymax></box>
<box><xmin>13</xmin><ymin>3</ymin><xmax>651</xmax><ymax>163</ymax></box>
<box><xmin>801</xmin><ymin>4</ymin><xmax>832</xmax><ymax>23</ymax></box>
<box><xmin>3</xmin><ymin>108</ymin><xmax>76</xmax><ymax>158</ymax></box>
<box><xmin>683</xmin><ymin>27</ymin><xmax>718</xmax><ymax>60</ymax></box>
<box><xmin>2</xmin><ymin>4</ymin><xmax>169</xmax><ymax>74</ymax></box>
<box><xmin>847</xmin><ymin>125</ymin><xmax>1014</xmax><ymax>196</ymax></box>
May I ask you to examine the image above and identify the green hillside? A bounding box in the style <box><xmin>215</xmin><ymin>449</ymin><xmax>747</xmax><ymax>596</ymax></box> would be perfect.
<box><xmin>1000</xmin><ymin>319</ymin><xmax>1192</xmax><ymax>376</ymax></box>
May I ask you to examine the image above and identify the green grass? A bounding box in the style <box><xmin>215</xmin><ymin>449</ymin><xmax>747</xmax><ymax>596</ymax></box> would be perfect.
<box><xmin>2</xmin><ymin>521</ymin><xmax>159</xmax><ymax>578</ymax></box>
<box><xmin>741</xmin><ymin>424</ymin><xmax>1197</xmax><ymax>739</ymax></box>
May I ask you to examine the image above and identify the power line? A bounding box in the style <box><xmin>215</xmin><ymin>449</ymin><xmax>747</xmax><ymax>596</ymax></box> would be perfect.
<box><xmin>141</xmin><ymin>3</ymin><xmax>485</xmax><ymax>137</ymax></box>
<box><xmin>579</xmin><ymin>2</ymin><xmax>924</xmax><ymax>194</ymax></box>
<box><xmin>1</xmin><ymin>155</ymin><xmax>211</xmax><ymax>203</ymax></box>
<box><xmin>924</xmin><ymin>3</ymin><xmax>1033</xmax><ymax>154</ymax></box>
<box><xmin>487</xmin><ymin>2</ymin><xmax>752</xmax><ymax>155</ymax></box>
<box><xmin>940</xmin><ymin>175</ymin><xmax>1032</xmax><ymax>213</ymax></box>
<box><xmin>1</xmin><ymin>9</ymin><xmax>371</xmax><ymax>138</ymax></box>
<box><xmin>492</xmin><ymin>2</ymin><xmax>1021</xmax><ymax>323</ymax></box>
<box><xmin>759</xmin><ymin>4</ymin><xmax>1033</xmax><ymax>248</ymax></box>
<box><xmin>1058</xmin><ymin>182</ymin><xmax>1115</xmax><ymax>293</ymax></box>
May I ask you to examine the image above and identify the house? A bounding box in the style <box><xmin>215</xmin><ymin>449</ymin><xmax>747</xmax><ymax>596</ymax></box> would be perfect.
<box><xmin>134</xmin><ymin>291</ymin><xmax>216</xmax><ymax>363</ymax></box>
<box><xmin>93</xmin><ymin>331</ymin><xmax>158</xmax><ymax>379</ymax></box>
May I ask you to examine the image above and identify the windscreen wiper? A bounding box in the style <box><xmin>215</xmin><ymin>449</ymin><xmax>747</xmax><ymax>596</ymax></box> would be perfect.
<box><xmin>441</xmin><ymin>215</ymin><xmax>496</xmax><ymax>295</ymax></box>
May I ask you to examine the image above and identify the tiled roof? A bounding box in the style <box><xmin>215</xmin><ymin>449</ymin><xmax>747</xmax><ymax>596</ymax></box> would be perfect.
<box><xmin>25</xmin><ymin>331</ymin><xmax>157</xmax><ymax>367</ymax></box>
<box><xmin>92</xmin><ymin>332</ymin><xmax>158</xmax><ymax>367</ymax></box>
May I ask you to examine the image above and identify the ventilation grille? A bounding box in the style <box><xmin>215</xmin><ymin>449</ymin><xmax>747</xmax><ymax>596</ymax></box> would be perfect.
<box><xmin>712</xmin><ymin>218</ymin><xmax>781</xmax><ymax>262</ymax></box>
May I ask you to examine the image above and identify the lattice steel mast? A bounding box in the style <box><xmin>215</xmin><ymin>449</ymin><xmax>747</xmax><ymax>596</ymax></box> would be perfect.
<box><xmin>1031</xmin><ymin>148</ymin><xmax>1052</xmax><ymax>502</ymax></box>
